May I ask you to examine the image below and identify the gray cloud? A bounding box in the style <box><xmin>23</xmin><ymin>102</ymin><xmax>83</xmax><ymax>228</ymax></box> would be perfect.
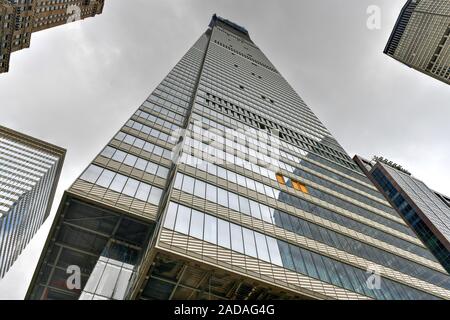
<box><xmin>0</xmin><ymin>0</ymin><xmax>449</xmax><ymax>299</ymax></box>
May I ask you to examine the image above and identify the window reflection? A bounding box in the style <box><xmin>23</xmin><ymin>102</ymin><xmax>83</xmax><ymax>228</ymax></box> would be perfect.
<box><xmin>172</xmin><ymin>172</ymin><xmax>444</xmax><ymax>284</ymax></box>
<box><xmin>218</xmin><ymin>219</ymin><xmax>231</xmax><ymax>249</ymax></box>
<box><xmin>99</xmin><ymin>146</ymin><xmax>169</xmax><ymax>178</ymax></box>
<box><xmin>79</xmin><ymin>165</ymin><xmax>163</xmax><ymax>205</ymax></box>
<box><xmin>161</xmin><ymin>201</ymin><xmax>437</xmax><ymax>300</ymax></box>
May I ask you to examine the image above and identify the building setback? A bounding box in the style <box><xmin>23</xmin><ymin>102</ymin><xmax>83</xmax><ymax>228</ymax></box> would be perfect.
<box><xmin>354</xmin><ymin>155</ymin><xmax>450</xmax><ymax>274</ymax></box>
<box><xmin>384</xmin><ymin>0</ymin><xmax>450</xmax><ymax>85</ymax></box>
<box><xmin>0</xmin><ymin>0</ymin><xmax>104</xmax><ymax>74</ymax></box>
<box><xmin>27</xmin><ymin>14</ymin><xmax>450</xmax><ymax>300</ymax></box>
<box><xmin>0</xmin><ymin>125</ymin><xmax>65</xmax><ymax>279</ymax></box>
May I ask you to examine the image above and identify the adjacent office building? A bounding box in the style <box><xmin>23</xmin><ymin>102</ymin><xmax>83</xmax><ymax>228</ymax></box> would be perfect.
<box><xmin>354</xmin><ymin>155</ymin><xmax>450</xmax><ymax>274</ymax></box>
<box><xmin>0</xmin><ymin>0</ymin><xmax>104</xmax><ymax>74</ymax></box>
<box><xmin>384</xmin><ymin>0</ymin><xmax>450</xmax><ymax>85</ymax></box>
<box><xmin>27</xmin><ymin>15</ymin><xmax>450</xmax><ymax>300</ymax></box>
<box><xmin>0</xmin><ymin>125</ymin><xmax>65</xmax><ymax>279</ymax></box>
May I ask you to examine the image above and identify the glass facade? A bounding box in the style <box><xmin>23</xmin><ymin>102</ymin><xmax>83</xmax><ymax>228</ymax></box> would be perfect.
<box><xmin>385</xmin><ymin>0</ymin><xmax>450</xmax><ymax>85</ymax></box>
<box><xmin>368</xmin><ymin>162</ymin><xmax>450</xmax><ymax>274</ymax></box>
<box><xmin>0</xmin><ymin>126</ymin><xmax>65</xmax><ymax>279</ymax></box>
<box><xmin>28</xmin><ymin>14</ymin><xmax>450</xmax><ymax>300</ymax></box>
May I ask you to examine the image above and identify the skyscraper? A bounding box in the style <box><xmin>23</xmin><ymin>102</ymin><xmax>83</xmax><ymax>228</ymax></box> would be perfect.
<box><xmin>0</xmin><ymin>0</ymin><xmax>104</xmax><ymax>74</ymax></box>
<box><xmin>0</xmin><ymin>125</ymin><xmax>65</xmax><ymax>279</ymax></box>
<box><xmin>384</xmin><ymin>0</ymin><xmax>450</xmax><ymax>85</ymax></box>
<box><xmin>354</xmin><ymin>155</ymin><xmax>450</xmax><ymax>274</ymax></box>
<box><xmin>27</xmin><ymin>14</ymin><xmax>450</xmax><ymax>300</ymax></box>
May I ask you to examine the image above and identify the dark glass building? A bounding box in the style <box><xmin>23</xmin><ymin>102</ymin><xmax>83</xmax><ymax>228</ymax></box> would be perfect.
<box><xmin>354</xmin><ymin>155</ymin><xmax>450</xmax><ymax>274</ymax></box>
<box><xmin>384</xmin><ymin>0</ymin><xmax>450</xmax><ymax>85</ymax></box>
<box><xmin>0</xmin><ymin>125</ymin><xmax>65</xmax><ymax>279</ymax></box>
<box><xmin>27</xmin><ymin>15</ymin><xmax>450</xmax><ymax>300</ymax></box>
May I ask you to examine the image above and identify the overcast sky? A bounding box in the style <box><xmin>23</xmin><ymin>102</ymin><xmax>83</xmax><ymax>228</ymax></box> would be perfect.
<box><xmin>0</xmin><ymin>0</ymin><xmax>449</xmax><ymax>299</ymax></box>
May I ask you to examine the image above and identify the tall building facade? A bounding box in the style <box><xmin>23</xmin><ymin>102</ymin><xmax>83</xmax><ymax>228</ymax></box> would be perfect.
<box><xmin>384</xmin><ymin>0</ymin><xmax>450</xmax><ymax>85</ymax></box>
<box><xmin>0</xmin><ymin>0</ymin><xmax>104</xmax><ymax>74</ymax></box>
<box><xmin>27</xmin><ymin>15</ymin><xmax>450</xmax><ymax>300</ymax></box>
<box><xmin>354</xmin><ymin>155</ymin><xmax>450</xmax><ymax>274</ymax></box>
<box><xmin>0</xmin><ymin>125</ymin><xmax>65</xmax><ymax>279</ymax></box>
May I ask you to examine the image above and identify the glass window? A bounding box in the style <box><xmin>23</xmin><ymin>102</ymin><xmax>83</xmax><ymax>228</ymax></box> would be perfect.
<box><xmin>322</xmin><ymin>257</ymin><xmax>343</xmax><ymax>288</ymax></box>
<box><xmin>134</xmin><ymin>138</ymin><xmax>145</xmax><ymax>149</ymax></box>
<box><xmin>300</xmin><ymin>219</ymin><xmax>313</xmax><ymax>238</ymax></box>
<box><xmin>194</xmin><ymin>180</ymin><xmax>206</xmax><ymax>199</ymax></box>
<box><xmin>189</xmin><ymin>210</ymin><xmax>204</xmax><ymax>239</ymax></box>
<box><xmin>135</xmin><ymin>183</ymin><xmax>151</xmax><ymax>202</ymax></box>
<box><xmin>249</xmin><ymin>200</ymin><xmax>262</xmax><ymax>220</ymax></box>
<box><xmin>80</xmin><ymin>165</ymin><xmax>103</xmax><ymax>183</ymax></box>
<box><xmin>276</xmin><ymin>174</ymin><xmax>286</xmax><ymax>185</ymax></box>
<box><xmin>122</xmin><ymin>178</ymin><xmax>139</xmax><ymax>197</ymax></box>
<box><xmin>163</xmin><ymin>149</ymin><xmax>172</xmax><ymax>159</ymax></box>
<box><xmin>164</xmin><ymin>202</ymin><xmax>178</xmax><ymax>229</ymax></box>
<box><xmin>260</xmin><ymin>205</ymin><xmax>273</xmax><ymax>224</ymax></box>
<box><xmin>133</xmin><ymin>122</ymin><xmax>143</xmax><ymax>131</ymax></box>
<box><xmin>112</xmin><ymin>150</ymin><xmax>127</xmax><ymax>163</ymax></box>
<box><xmin>264</xmin><ymin>185</ymin><xmax>274</xmax><ymax>198</ymax></box>
<box><xmin>239</xmin><ymin>196</ymin><xmax>250</xmax><ymax>215</ymax></box>
<box><xmin>146</xmin><ymin>162</ymin><xmax>158</xmax><ymax>175</ymax></box>
<box><xmin>95</xmin><ymin>263</ymin><xmax>121</xmax><ymax>298</ymax></box>
<box><xmin>174</xmin><ymin>173</ymin><xmax>183</xmax><ymax>190</ymax></box>
<box><xmin>148</xmin><ymin>187</ymin><xmax>163</xmax><ymax>205</ymax></box>
<box><xmin>101</xmin><ymin>146</ymin><xmax>116</xmax><ymax>158</ymax></box>
<box><xmin>333</xmin><ymin>261</ymin><xmax>354</xmax><ymax>291</ymax></box>
<box><xmin>227</xmin><ymin>171</ymin><xmax>237</xmax><ymax>184</ymax></box>
<box><xmin>206</xmin><ymin>185</ymin><xmax>217</xmax><ymax>203</ymax></box>
<box><xmin>289</xmin><ymin>216</ymin><xmax>303</xmax><ymax>235</ymax></box>
<box><xmin>124</xmin><ymin>135</ymin><xmax>136</xmax><ymax>146</ymax></box>
<box><xmin>109</xmin><ymin>174</ymin><xmax>128</xmax><ymax>193</ymax></box>
<box><xmin>237</xmin><ymin>174</ymin><xmax>246</xmax><ymax>187</ymax></box>
<box><xmin>254</xmin><ymin>232</ymin><xmax>270</xmax><ymax>262</ymax></box>
<box><xmin>206</xmin><ymin>163</ymin><xmax>217</xmax><ymax>176</ymax></box>
<box><xmin>311</xmin><ymin>252</ymin><xmax>330</xmax><ymax>283</ymax></box>
<box><xmin>217</xmin><ymin>166</ymin><xmax>227</xmax><ymax>180</ymax></box>
<box><xmin>301</xmin><ymin>249</ymin><xmax>319</xmax><ymax>279</ymax></box>
<box><xmin>230</xmin><ymin>223</ymin><xmax>244</xmax><ymax>254</ymax></box>
<box><xmin>153</xmin><ymin>146</ymin><xmax>163</xmax><ymax>157</ymax></box>
<box><xmin>272</xmin><ymin>211</ymin><xmax>283</xmax><ymax>229</ymax></box>
<box><xmin>143</xmin><ymin>142</ymin><xmax>154</xmax><ymax>153</ymax></box>
<box><xmin>135</xmin><ymin>159</ymin><xmax>147</xmax><ymax>171</ymax></box>
<box><xmin>175</xmin><ymin>205</ymin><xmax>191</xmax><ymax>235</ymax></box>
<box><xmin>96</xmin><ymin>169</ymin><xmax>115</xmax><ymax>188</ymax></box>
<box><xmin>246</xmin><ymin>178</ymin><xmax>256</xmax><ymax>191</ymax></box>
<box><xmin>203</xmin><ymin>214</ymin><xmax>217</xmax><ymax>244</ymax></box>
<box><xmin>242</xmin><ymin>228</ymin><xmax>257</xmax><ymax>258</ymax></box>
<box><xmin>266</xmin><ymin>236</ymin><xmax>283</xmax><ymax>266</ymax></box>
<box><xmin>115</xmin><ymin>132</ymin><xmax>126</xmax><ymax>141</ymax></box>
<box><xmin>124</xmin><ymin>154</ymin><xmax>137</xmax><ymax>167</ymax></box>
<box><xmin>217</xmin><ymin>219</ymin><xmax>231</xmax><ymax>249</ymax></box>
<box><xmin>290</xmin><ymin>245</ymin><xmax>307</xmax><ymax>275</ymax></box>
<box><xmin>156</xmin><ymin>166</ymin><xmax>169</xmax><ymax>178</ymax></box>
<box><xmin>278</xmin><ymin>240</ymin><xmax>295</xmax><ymax>271</ymax></box>
<box><xmin>280</xmin><ymin>213</ymin><xmax>293</xmax><ymax>232</ymax></box>
<box><xmin>217</xmin><ymin>188</ymin><xmax>228</xmax><ymax>207</ymax></box>
<box><xmin>182</xmin><ymin>175</ymin><xmax>195</xmax><ymax>194</ymax></box>
<box><xmin>255</xmin><ymin>182</ymin><xmax>265</xmax><ymax>195</ymax></box>
<box><xmin>229</xmin><ymin>192</ymin><xmax>239</xmax><ymax>211</ymax></box>
<box><xmin>150</xmin><ymin>129</ymin><xmax>159</xmax><ymax>138</ymax></box>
